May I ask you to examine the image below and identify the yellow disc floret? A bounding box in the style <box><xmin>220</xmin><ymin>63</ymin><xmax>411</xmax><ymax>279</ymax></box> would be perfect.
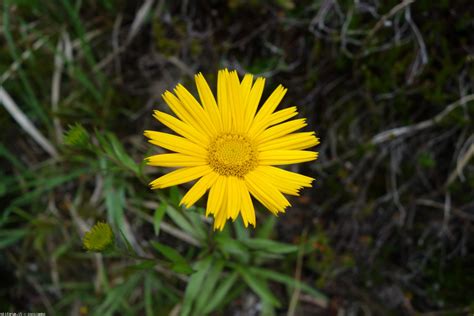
<box><xmin>208</xmin><ymin>133</ymin><xmax>258</xmax><ymax>177</ymax></box>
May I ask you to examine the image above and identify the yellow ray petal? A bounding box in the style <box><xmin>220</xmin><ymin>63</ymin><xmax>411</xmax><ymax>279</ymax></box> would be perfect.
<box><xmin>253</xmin><ymin>166</ymin><xmax>314</xmax><ymax>196</ymax></box>
<box><xmin>226</xmin><ymin>176</ymin><xmax>241</xmax><ymax>220</ymax></box>
<box><xmin>227</xmin><ymin>71</ymin><xmax>244</xmax><ymax>132</ymax></box>
<box><xmin>218</xmin><ymin>69</ymin><xmax>232</xmax><ymax>132</ymax></box>
<box><xmin>153</xmin><ymin>110</ymin><xmax>209</xmax><ymax>145</ymax></box>
<box><xmin>258</xmin><ymin>132</ymin><xmax>319</xmax><ymax>151</ymax></box>
<box><xmin>258</xmin><ymin>166</ymin><xmax>314</xmax><ymax>186</ymax></box>
<box><xmin>243</xmin><ymin>77</ymin><xmax>265</xmax><ymax>132</ymax></box>
<box><xmin>146</xmin><ymin>153</ymin><xmax>207</xmax><ymax>167</ymax></box>
<box><xmin>252</xmin><ymin>168</ymin><xmax>299</xmax><ymax>195</ymax></box>
<box><xmin>250</xmin><ymin>84</ymin><xmax>287</xmax><ymax>130</ymax></box>
<box><xmin>267</xmin><ymin>106</ymin><xmax>298</xmax><ymax>126</ymax></box>
<box><xmin>241</xmin><ymin>181</ymin><xmax>256</xmax><ymax>227</ymax></box>
<box><xmin>162</xmin><ymin>91</ymin><xmax>209</xmax><ymax>136</ymax></box>
<box><xmin>174</xmin><ymin>84</ymin><xmax>217</xmax><ymax>136</ymax></box>
<box><xmin>248</xmin><ymin>106</ymin><xmax>298</xmax><ymax>138</ymax></box>
<box><xmin>240</xmin><ymin>73</ymin><xmax>253</xmax><ymax>109</ymax></box>
<box><xmin>213</xmin><ymin>199</ymin><xmax>228</xmax><ymax>231</ymax></box>
<box><xmin>144</xmin><ymin>130</ymin><xmax>207</xmax><ymax>157</ymax></box>
<box><xmin>207</xmin><ymin>175</ymin><xmax>226</xmax><ymax>216</ymax></box>
<box><xmin>195</xmin><ymin>73</ymin><xmax>222</xmax><ymax>131</ymax></box>
<box><xmin>258</xmin><ymin>150</ymin><xmax>318</xmax><ymax>165</ymax></box>
<box><xmin>245</xmin><ymin>170</ymin><xmax>290</xmax><ymax>214</ymax></box>
<box><xmin>149</xmin><ymin>165</ymin><xmax>211</xmax><ymax>189</ymax></box>
<box><xmin>180</xmin><ymin>172</ymin><xmax>219</xmax><ymax>208</ymax></box>
<box><xmin>255</xmin><ymin>118</ymin><xmax>307</xmax><ymax>144</ymax></box>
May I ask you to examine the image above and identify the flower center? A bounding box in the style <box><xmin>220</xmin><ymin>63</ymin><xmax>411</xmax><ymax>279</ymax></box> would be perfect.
<box><xmin>208</xmin><ymin>133</ymin><xmax>258</xmax><ymax>177</ymax></box>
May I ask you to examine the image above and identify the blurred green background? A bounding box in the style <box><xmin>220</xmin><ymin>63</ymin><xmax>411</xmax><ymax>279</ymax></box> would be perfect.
<box><xmin>1</xmin><ymin>0</ymin><xmax>473</xmax><ymax>315</ymax></box>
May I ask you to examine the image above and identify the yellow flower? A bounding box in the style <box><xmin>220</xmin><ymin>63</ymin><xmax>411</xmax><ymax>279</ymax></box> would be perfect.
<box><xmin>145</xmin><ymin>69</ymin><xmax>319</xmax><ymax>230</ymax></box>
<box><xmin>82</xmin><ymin>222</ymin><xmax>114</xmax><ymax>252</ymax></box>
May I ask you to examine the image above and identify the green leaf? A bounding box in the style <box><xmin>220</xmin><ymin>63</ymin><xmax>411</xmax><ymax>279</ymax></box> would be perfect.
<box><xmin>169</xmin><ymin>186</ymin><xmax>181</xmax><ymax>206</ymax></box>
<box><xmin>256</xmin><ymin>216</ymin><xmax>277</xmax><ymax>239</ymax></box>
<box><xmin>0</xmin><ymin>229</ymin><xmax>28</xmax><ymax>249</ymax></box>
<box><xmin>194</xmin><ymin>259</ymin><xmax>225</xmax><ymax>313</ymax></box>
<box><xmin>104</xmin><ymin>173</ymin><xmax>126</xmax><ymax>233</ymax></box>
<box><xmin>151</xmin><ymin>241</ymin><xmax>187</xmax><ymax>264</ymax></box>
<box><xmin>180</xmin><ymin>256</ymin><xmax>213</xmax><ymax>316</ymax></box>
<box><xmin>128</xmin><ymin>260</ymin><xmax>156</xmax><ymax>271</ymax></box>
<box><xmin>215</xmin><ymin>235</ymin><xmax>250</xmax><ymax>263</ymax></box>
<box><xmin>261</xmin><ymin>300</ymin><xmax>276</xmax><ymax>316</ymax></box>
<box><xmin>250</xmin><ymin>267</ymin><xmax>328</xmax><ymax>304</ymax></box>
<box><xmin>165</xmin><ymin>204</ymin><xmax>205</xmax><ymax>241</ymax></box>
<box><xmin>108</xmin><ymin>133</ymin><xmax>139</xmax><ymax>174</ymax></box>
<box><xmin>203</xmin><ymin>271</ymin><xmax>238</xmax><ymax>314</ymax></box>
<box><xmin>95</xmin><ymin>273</ymin><xmax>142</xmax><ymax>315</ymax></box>
<box><xmin>171</xmin><ymin>262</ymin><xmax>194</xmax><ymax>275</ymax></box>
<box><xmin>241</xmin><ymin>238</ymin><xmax>298</xmax><ymax>254</ymax></box>
<box><xmin>237</xmin><ymin>266</ymin><xmax>281</xmax><ymax>307</ymax></box>
<box><xmin>150</xmin><ymin>242</ymin><xmax>194</xmax><ymax>274</ymax></box>
<box><xmin>233</xmin><ymin>218</ymin><xmax>249</xmax><ymax>240</ymax></box>
<box><xmin>153</xmin><ymin>203</ymin><xmax>167</xmax><ymax>236</ymax></box>
<box><xmin>144</xmin><ymin>276</ymin><xmax>154</xmax><ymax>316</ymax></box>
<box><xmin>118</xmin><ymin>229</ymin><xmax>134</xmax><ymax>254</ymax></box>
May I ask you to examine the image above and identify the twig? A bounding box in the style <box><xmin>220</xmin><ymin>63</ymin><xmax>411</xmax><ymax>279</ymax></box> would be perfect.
<box><xmin>51</xmin><ymin>32</ymin><xmax>66</xmax><ymax>143</ymax></box>
<box><xmin>0</xmin><ymin>86</ymin><xmax>58</xmax><ymax>158</ymax></box>
<box><xmin>298</xmin><ymin>294</ymin><xmax>329</xmax><ymax>309</ymax></box>
<box><xmin>287</xmin><ymin>233</ymin><xmax>306</xmax><ymax>316</ymax></box>
<box><xmin>126</xmin><ymin>0</ymin><xmax>155</xmax><ymax>44</ymax></box>
<box><xmin>25</xmin><ymin>275</ymin><xmax>54</xmax><ymax>315</ymax></box>
<box><xmin>0</xmin><ymin>37</ymin><xmax>48</xmax><ymax>84</ymax></box>
<box><xmin>365</xmin><ymin>0</ymin><xmax>416</xmax><ymax>43</ymax></box>
<box><xmin>405</xmin><ymin>6</ymin><xmax>428</xmax><ymax>83</ymax></box>
<box><xmin>372</xmin><ymin>94</ymin><xmax>474</xmax><ymax>144</ymax></box>
<box><xmin>447</xmin><ymin>141</ymin><xmax>474</xmax><ymax>185</ymax></box>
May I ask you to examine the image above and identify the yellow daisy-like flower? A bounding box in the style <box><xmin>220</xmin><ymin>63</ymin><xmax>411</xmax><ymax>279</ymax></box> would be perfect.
<box><xmin>145</xmin><ymin>69</ymin><xmax>319</xmax><ymax>230</ymax></box>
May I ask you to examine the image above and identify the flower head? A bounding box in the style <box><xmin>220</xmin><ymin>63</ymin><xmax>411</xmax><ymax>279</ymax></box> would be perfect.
<box><xmin>145</xmin><ymin>69</ymin><xmax>319</xmax><ymax>230</ymax></box>
<box><xmin>82</xmin><ymin>222</ymin><xmax>114</xmax><ymax>252</ymax></box>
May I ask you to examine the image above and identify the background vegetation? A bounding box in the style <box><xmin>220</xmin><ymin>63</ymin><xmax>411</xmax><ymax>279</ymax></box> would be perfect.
<box><xmin>1</xmin><ymin>0</ymin><xmax>473</xmax><ymax>315</ymax></box>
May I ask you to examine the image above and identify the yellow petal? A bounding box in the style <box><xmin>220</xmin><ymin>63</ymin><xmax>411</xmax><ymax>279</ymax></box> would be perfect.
<box><xmin>250</xmin><ymin>85</ymin><xmax>287</xmax><ymax>132</ymax></box>
<box><xmin>240</xmin><ymin>74</ymin><xmax>253</xmax><ymax>109</ymax></box>
<box><xmin>162</xmin><ymin>91</ymin><xmax>208</xmax><ymax>136</ymax></box>
<box><xmin>144</xmin><ymin>130</ymin><xmax>207</xmax><ymax>157</ymax></box>
<box><xmin>255</xmin><ymin>118</ymin><xmax>307</xmax><ymax>144</ymax></box>
<box><xmin>248</xmin><ymin>106</ymin><xmax>298</xmax><ymax>138</ymax></box>
<box><xmin>213</xmin><ymin>199</ymin><xmax>227</xmax><ymax>231</ymax></box>
<box><xmin>146</xmin><ymin>153</ymin><xmax>207</xmax><ymax>167</ymax></box>
<box><xmin>227</xmin><ymin>71</ymin><xmax>244</xmax><ymax>132</ymax></box>
<box><xmin>243</xmin><ymin>77</ymin><xmax>265</xmax><ymax>132</ymax></box>
<box><xmin>209</xmin><ymin>176</ymin><xmax>229</xmax><ymax>231</ymax></box>
<box><xmin>253</xmin><ymin>166</ymin><xmax>314</xmax><ymax>196</ymax></box>
<box><xmin>226</xmin><ymin>176</ymin><xmax>241</xmax><ymax>220</ymax></box>
<box><xmin>153</xmin><ymin>110</ymin><xmax>209</xmax><ymax>145</ymax></box>
<box><xmin>258</xmin><ymin>132</ymin><xmax>319</xmax><ymax>151</ymax></box>
<box><xmin>241</xmin><ymin>182</ymin><xmax>256</xmax><ymax>227</ymax></box>
<box><xmin>207</xmin><ymin>175</ymin><xmax>226</xmax><ymax>216</ymax></box>
<box><xmin>245</xmin><ymin>171</ymin><xmax>290</xmax><ymax>214</ymax></box>
<box><xmin>174</xmin><ymin>84</ymin><xmax>217</xmax><ymax>136</ymax></box>
<box><xmin>180</xmin><ymin>172</ymin><xmax>219</xmax><ymax>208</ymax></box>
<box><xmin>267</xmin><ymin>106</ymin><xmax>298</xmax><ymax>126</ymax></box>
<box><xmin>259</xmin><ymin>166</ymin><xmax>314</xmax><ymax>186</ymax></box>
<box><xmin>195</xmin><ymin>73</ymin><xmax>222</xmax><ymax>131</ymax></box>
<box><xmin>218</xmin><ymin>69</ymin><xmax>232</xmax><ymax>132</ymax></box>
<box><xmin>149</xmin><ymin>165</ymin><xmax>211</xmax><ymax>189</ymax></box>
<box><xmin>259</xmin><ymin>150</ymin><xmax>318</xmax><ymax>165</ymax></box>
